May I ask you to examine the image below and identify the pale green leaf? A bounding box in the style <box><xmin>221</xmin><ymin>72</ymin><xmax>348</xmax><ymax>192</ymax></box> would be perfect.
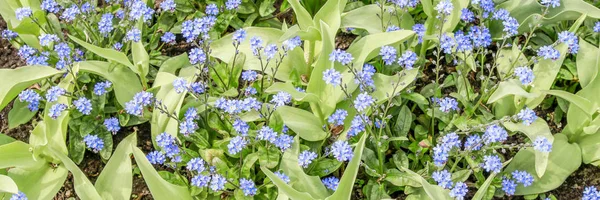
<box><xmin>504</xmin><ymin>119</ymin><xmax>554</xmax><ymax>177</ymax></box>
<box><xmin>487</xmin><ymin>79</ymin><xmax>536</xmax><ymax>104</ymax></box>
<box><xmin>471</xmin><ymin>173</ymin><xmax>496</xmax><ymax>200</ymax></box>
<box><xmin>48</xmin><ymin>148</ymin><xmax>102</xmax><ymax>200</ymax></box>
<box><xmin>265</xmin><ymin>82</ymin><xmax>321</xmax><ymax>103</ymax></box>
<box><xmin>400</xmin><ymin>167</ymin><xmax>452</xmax><ymax>200</ymax></box>
<box><xmin>132</xmin><ymin>147</ymin><xmax>193</xmax><ymax>200</ymax></box>
<box><xmin>278</xmin><ymin>137</ymin><xmax>330</xmax><ymax>199</ymax></box>
<box><xmin>326</xmin><ymin>134</ymin><xmax>368</xmax><ymax>200</ymax></box>
<box><xmin>95</xmin><ymin>133</ymin><xmax>137</xmax><ymax>199</ymax></box>
<box><xmin>276</xmin><ymin>106</ymin><xmax>327</xmax><ymax>141</ymax></box>
<box><xmin>0</xmin><ymin>174</ymin><xmax>18</xmax><ymax>194</ymax></box>
<box><xmin>0</xmin><ymin>66</ymin><xmax>62</xmax><ymax>110</ymax></box>
<box><xmin>8</xmin><ymin>163</ymin><xmax>68</xmax><ymax>199</ymax></box>
<box><xmin>69</xmin><ymin>35</ymin><xmax>134</xmax><ymax>68</ymax></box>
<box><xmin>78</xmin><ymin>61</ymin><xmax>143</xmax><ymax>108</ymax></box>
<box><xmin>576</xmin><ymin>38</ymin><xmax>600</xmax><ymax>88</ymax></box>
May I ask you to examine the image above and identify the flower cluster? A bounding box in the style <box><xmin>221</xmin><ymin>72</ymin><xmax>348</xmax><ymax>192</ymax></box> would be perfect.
<box><xmin>125</xmin><ymin>91</ymin><xmax>154</xmax><ymax>116</ymax></box>
<box><xmin>432</xmin><ymin>169</ymin><xmax>468</xmax><ymax>199</ymax></box>
<box><xmin>502</xmin><ymin>170</ymin><xmax>534</xmax><ymax>195</ymax></box>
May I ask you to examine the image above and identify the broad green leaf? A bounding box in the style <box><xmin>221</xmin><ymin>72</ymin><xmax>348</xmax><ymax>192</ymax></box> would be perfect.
<box><xmin>8</xmin><ymin>163</ymin><xmax>68</xmax><ymax>200</ymax></box>
<box><xmin>68</xmin><ymin>35</ymin><xmax>134</xmax><ymax>68</ymax></box>
<box><xmin>576</xmin><ymin>39</ymin><xmax>600</xmax><ymax>88</ymax></box>
<box><xmin>278</xmin><ymin>136</ymin><xmax>330</xmax><ymax>199</ymax></box>
<box><xmin>78</xmin><ymin>61</ymin><xmax>143</xmax><ymax>109</ymax></box>
<box><xmin>496</xmin><ymin>46</ymin><xmax>528</xmax><ymax>79</ymax></box>
<box><xmin>471</xmin><ymin>173</ymin><xmax>496</xmax><ymax>200</ymax></box>
<box><xmin>132</xmin><ymin>40</ymin><xmax>150</xmax><ymax>78</ymax></box>
<box><xmin>313</xmin><ymin>0</ymin><xmax>346</xmax><ymax>38</ymax></box>
<box><xmin>578</xmin><ymin>131</ymin><xmax>600</xmax><ymax>165</ymax></box>
<box><xmin>42</xmin><ymin>65</ymin><xmax>77</xmax><ymax>155</ymax></box>
<box><xmin>385</xmin><ymin>169</ymin><xmax>421</xmax><ymax>187</ymax></box>
<box><xmin>326</xmin><ymin>134</ymin><xmax>367</xmax><ymax>200</ymax></box>
<box><xmin>132</xmin><ymin>147</ymin><xmax>193</xmax><ymax>200</ymax></box>
<box><xmin>95</xmin><ymin>133</ymin><xmax>136</xmax><ymax>199</ymax></box>
<box><xmin>400</xmin><ymin>167</ymin><xmax>452</xmax><ymax>200</ymax></box>
<box><xmin>48</xmin><ymin>148</ymin><xmax>102</xmax><ymax>200</ymax></box>
<box><xmin>0</xmin><ymin>141</ymin><xmax>41</xmax><ymax>169</ymax></box>
<box><xmin>286</xmin><ymin>0</ymin><xmax>313</xmax><ymax>29</ymax></box>
<box><xmin>0</xmin><ymin>66</ymin><xmax>62</xmax><ymax>110</ymax></box>
<box><xmin>542</xmin><ymin>90</ymin><xmax>596</xmax><ymax>118</ymax></box>
<box><xmin>372</xmin><ymin>69</ymin><xmax>419</xmax><ymax>103</ymax></box>
<box><xmin>7</xmin><ymin>99</ymin><xmax>37</xmax><ymax>129</ymax></box>
<box><xmin>394</xmin><ymin>105</ymin><xmax>412</xmax><ymax>137</ymax></box>
<box><xmin>262</xmin><ymin>167</ymin><xmax>317</xmax><ymax>200</ymax></box>
<box><xmin>441</xmin><ymin>0</ymin><xmax>469</xmax><ymax>33</ymax></box>
<box><xmin>341</xmin><ymin>5</ymin><xmax>413</xmax><ymax>34</ymax></box>
<box><xmin>306</xmin><ymin>21</ymin><xmax>336</xmax><ymax>118</ymax></box>
<box><xmin>504</xmin><ymin>134</ymin><xmax>581</xmax><ymax>195</ymax></box>
<box><xmin>0</xmin><ymin>174</ymin><xmax>18</xmax><ymax>194</ymax></box>
<box><xmin>504</xmin><ymin>119</ymin><xmax>554</xmax><ymax>177</ymax></box>
<box><xmin>276</xmin><ymin>106</ymin><xmax>327</xmax><ymax>141</ymax></box>
<box><xmin>265</xmin><ymin>82</ymin><xmax>321</xmax><ymax>103</ymax></box>
<box><xmin>259</xmin><ymin>0</ymin><xmax>276</xmax><ymax>16</ymax></box>
<box><xmin>0</xmin><ymin>134</ymin><xmax>15</xmax><ymax>146</ymax></box>
<box><xmin>487</xmin><ymin>79</ymin><xmax>536</xmax><ymax>104</ymax></box>
<box><xmin>158</xmin><ymin>53</ymin><xmax>192</xmax><ymax>74</ymax></box>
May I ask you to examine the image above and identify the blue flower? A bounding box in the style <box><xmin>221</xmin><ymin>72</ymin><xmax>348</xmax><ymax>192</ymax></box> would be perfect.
<box><xmin>113</xmin><ymin>42</ymin><xmax>123</xmax><ymax>50</ymax></box>
<box><xmin>181</xmin><ymin>20</ymin><xmax>197</xmax><ymax>42</ymax></box>
<box><xmin>147</xmin><ymin>151</ymin><xmax>166</xmax><ymax>164</ymax></box>
<box><xmin>483</xmin><ymin>124</ymin><xmax>508</xmax><ymax>144</ymax></box>
<box><xmin>126</xmin><ymin>28</ymin><xmax>142</xmax><ymax>42</ymax></box>
<box><xmin>386</xmin><ymin>25</ymin><xmax>401</xmax><ymax>32</ymax></box>
<box><xmin>18</xmin><ymin>45</ymin><xmax>36</xmax><ymax>59</ymax></box>
<box><xmin>322</xmin><ymin>176</ymin><xmax>339</xmax><ymax>190</ymax></box>
<box><xmin>210</xmin><ymin>174</ymin><xmax>227</xmax><ymax>191</ymax></box>
<box><xmin>128</xmin><ymin>0</ymin><xmax>147</xmax><ymax>20</ymax></box>
<box><xmin>172</xmin><ymin>78</ymin><xmax>188</xmax><ymax>94</ymax></box>
<box><xmin>558</xmin><ymin>31</ymin><xmax>579</xmax><ymax>54</ymax></box>
<box><xmin>73</xmin><ymin>97</ymin><xmax>92</xmax><ymax>115</ymax></box>
<box><xmin>355</xmin><ymin>64</ymin><xmax>376</xmax><ymax>90</ymax></box>
<box><xmin>156</xmin><ymin>132</ymin><xmax>176</xmax><ymax>148</ymax></box>
<box><xmin>191</xmin><ymin>174</ymin><xmax>211</xmax><ymax>187</ymax></box>
<box><xmin>582</xmin><ymin>186</ymin><xmax>600</xmax><ymax>200</ymax></box>
<box><xmin>274</xmin><ymin>134</ymin><xmax>294</xmax><ymax>151</ymax></box>
<box><xmin>298</xmin><ymin>150</ymin><xmax>318</xmax><ymax>168</ymax></box>
<box><xmin>512</xmin><ymin>170</ymin><xmax>534</xmax><ymax>187</ymax></box>
<box><xmin>432</xmin><ymin>170</ymin><xmax>453</xmax><ymax>189</ymax></box>
<box><xmin>225</xmin><ymin>0</ymin><xmax>241</xmax><ymax>10</ymax></box>
<box><xmin>283</xmin><ymin>36</ymin><xmax>302</xmax><ymax>51</ymax></box>
<box><xmin>274</xmin><ymin>171</ymin><xmax>291</xmax><ymax>184</ymax></box>
<box><xmin>184</xmin><ymin>107</ymin><xmax>198</xmax><ymax>121</ymax></box>
<box><xmin>438</xmin><ymin>97</ymin><xmax>459</xmax><ymax>113</ymax></box>
<box><xmin>331</xmin><ymin>140</ymin><xmax>353</xmax><ymax>162</ymax></box>
<box><xmin>228</xmin><ymin>136</ymin><xmax>248</xmax><ymax>155</ymax></box>
<box><xmin>15</xmin><ymin>7</ymin><xmax>32</xmax><ymax>20</ymax></box>
<box><xmin>502</xmin><ymin>17</ymin><xmax>519</xmax><ymax>38</ymax></box>
<box><xmin>1</xmin><ymin>30</ymin><xmax>18</xmax><ymax>40</ymax></box>
<box><xmin>250</xmin><ymin>36</ymin><xmax>264</xmax><ymax>56</ymax></box>
<box><xmin>468</xmin><ymin>26</ymin><xmax>492</xmax><ymax>48</ymax></box>
<box><xmin>435</xmin><ymin>0</ymin><xmax>453</xmax><ymax>16</ymax></box>
<box><xmin>190</xmin><ymin>82</ymin><xmax>206</xmax><ymax>94</ymax></box>
<box><xmin>45</xmin><ymin>86</ymin><xmax>65</xmax><ymax>102</ymax></box>
<box><xmin>482</xmin><ymin>154</ymin><xmax>503</xmax><ymax>173</ymax></box>
<box><xmin>379</xmin><ymin>45</ymin><xmax>397</xmax><ymax>65</ymax></box>
<box><xmin>81</xmin><ymin>2</ymin><xmax>94</xmax><ymax>13</ymax></box>
<box><xmin>492</xmin><ymin>9</ymin><xmax>511</xmax><ymax>21</ymax></box>
<box><xmin>54</xmin><ymin>42</ymin><xmax>71</xmax><ymax>59</ymax></box>
<box><xmin>94</xmin><ymin>81</ymin><xmax>112</xmax><ymax>96</ymax></box>
<box><xmin>464</xmin><ymin>134</ymin><xmax>482</xmax><ymax>151</ymax></box>
<box><xmin>239</xmin><ymin>178</ymin><xmax>257</xmax><ymax>196</ymax></box>
<box><xmin>26</xmin><ymin>53</ymin><xmax>49</xmax><ymax>66</ymax></box>
<box><xmin>134</xmin><ymin>91</ymin><xmax>153</xmax><ymax>105</ymax></box>
<box><xmin>594</xmin><ymin>22</ymin><xmax>600</xmax><ymax>33</ymax></box>
<box><xmin>48</xmin><ymin>103</ymin><xmax>67</xmax><ymax>119</ymax></box>
<box><xmin>433</xmin><ymin>145</ymin><xmax>450</xmax><ymax>166</ymax></box>
<box><xmin>329</xmin><ymin>49</ymin><xmax>354</xmax><ymax>65</ymax></box>
<box><xmin>473</xmin><ymin>0</ymin><xmax>495</xmax><ymax>17</ymax></box>
<box><xmin>264</xmin><ymin>44</ymin><xmax>279</xmax><ymax>61</ymax></box>
<box><xmin>413</xmin><ymin>24</ymin><xmax>426</xmax><ymax>43</ymax></box>
<box><xmin>502</xmin><ymin>177</ymin><xmax>517</xmax><ymax>195</ymax></box>
<box><xmin>514</xmin><ymin>66</ymin><xmax>534</xmax><ymax>85</ymax></box>
<box><xmin>460</xmin><ymin>8</ymin><xmax>475</xmax><ymax>23</ymax></box>
<box><xmin>450</xmin><ymin>182</ymin><xmax>468</xmax><ymax>199</ymax></box>
<box><xmin>179</xmin><ymin>119</ymin><xmax>197</xmax><ymax>136</ymax></box>
<box><xmin>233</xmin><ymin>29</ymin><xmax>247</xmax><ymax>45</ymax></box>
<box><xmin>533</xmin><ymin>137</ymin><xmax>552</xmax><ymax>153</ymax></box>
<box><xmin>537</xmin><ymin>45</ymin><xmax>560</xmax><ymax>60</ymax></box>
<box><xmin>10</xmin><ymin>191</ymin><xmax>27</xmax><ymax>200</ymax></box>
<box><xmin>328</xmin><ymin>109</ymin><xmax>348</xmax><ymax>126</ymax></box>
<box><xmin>441</xmin><ymin>132</ymin><xmax>461</xmax><ymax>148</ymax></box>
<box><xmin>391</xmin><ymin>0</ymin><xmax>419</xmax><ymax>8</ymax></box>
<box><xmin>397</xmin><ymin>50</ymin><xmax>418</xmax><ymax>69</ymax></box>
<box><xmin>125</xmin><ymin>101</ymin><xmax>143</xmax><ymax>116</ymax></box>
<box><xmin>270</xmin><ymin>92</ymin><xmax>292</xmax><ymax>107</ymax></box>
<box><xmin>104</xmin><ymin>117</ymin><xmax>121</xmax><ymax>134</ymax></box>
<box><xmin>455</xmin><ymin>31</ymin><xmax>473</xmax><ymax>53</ymax></box>
<box><xmin>440</xmin><ymin>33</ymin><xmax>455</xmax><ymax>54</ymax></box>
<box><xmin>233</xmin><ymin>118</ymin><xmax>249</xmax><ymax>136</ymax></box>
<box><xmin>160</xmin><ymin>0</ymin><xmax>176</xmax><ymax>12</ymax></box>
<box><xmin>39</xmin><ymin>34</ymin><xmax>59</xmax><ymax>47</ymax></box>
<box><xmin>323</xmin><ymin>68</ymin><xmax>342</xmax><ymax>87</ymax></box>
<box><xmin>244</xmin><ymin>87</ymin><xmax>257</xmax><ymax>96</ymax></box>
<box><xmin>206</xmin><ymin>3</ymin><xmax>219</xmax><ymax>15</ymax></box>
<box><xmin>115</xmin><ymin>9</ymin><xmax>125</xmax><ymax>19</ymax></box>
<box><xmin>517</xmin><ymin>107</ymin><xmax>537</xmax><ymax>125</ymax></box>
<box><xmin>541</xmin><ymin>0</ymin><xmax>560</xmax><ymax>8</ymax></box>
<box><xmin>348</xmin><ymin>114</ymin><xmax>369</xmax><ymax>137</ymax></box>
<box><xmin>19</xmin><ymin>89</ymin><xmax>41</xmax><ymax>111</ymax></box>
<box><xmin>189</xmin><ymin>48</ymin><xmax>206</xmax><ymax>65</ymax></box>
<box><xmin>41</xmin><ymin>0</ymin><xmax>61</xmax><ymax>13</ymax></box>
<box><xmin>354</xmin><ymin>93</ymin><xmax>374</xmax><ymax>112</ymax></box>
<box><xmin>161</xmin><ymin>32</ymin><xmax>176</xmax><ymax>44</ymax></box>
<box><xmin>84</xmin><ymin>134</ymin><xmax>104</xmax><ymax>152</ymax></box>
<box><xmin>61</xmin><ymin>5</ymin><xmax>80</xmax><ymax>22</ymax></box>
<box><xmin>241</xmin><ymin>70</ymin><xmax>258</xmax><ymax>82</ymax></box>
<box><xmin>186</xmin><ymin>157</ymin><xmax>206</xmax><ymax>173</ymax></box>
<box><xmin>257</xmin><ymin>126</ymin><xmax>277</xmax><ymax>143</ymax></box>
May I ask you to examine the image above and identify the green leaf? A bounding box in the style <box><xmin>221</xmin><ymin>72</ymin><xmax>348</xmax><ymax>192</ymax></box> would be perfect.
<box><xmin>504</xmin><ymin>134</ymin><xmax>581</xmax><ymax>195</ymax></box>
<box><xmin>325</xmin><ymin>134</ymin><xmax>367</xmax><ymax>200</ymax></box>
<box><xmin>542</xmin><ymin>90</ymin><xmax>596</xmax><ymax>118</ymax></box>
<box><xmin>313</xmin><ymin>0</ymin><xmax>346</xmax><ymax>37</ymax></box>
<box><xmin>308</xmin><ymin>158</ymin><xmax>341</xmax><ymax>177</ymax></box>
<box><xmin>504</xmin><ymin>119</ymin><xmax>554</xmax><ymax>177</ymax></box>
<box><xmin>471</xmin><ymin>173</ymin><xmax>496</xmax><ymax>200</ymax></box>
<box><xmin>258</xmin><ymin>146</ymin><xmax>280</xmax><ymax>169</ymax></box>
<box><xmin>132</xmin><ymin>146</ymin><xmax>193</xmax><ymax>200</ymax></box>
<box><xmin>578</xmin><ymin>131</ymin><xmax>600</xmax><ymax>165</ymax></box>
<box><xmin>259</xmin><ymin>0</ymin><xmax>276</xmax><ymax>16</ymax></box>
<box><xmin>0</xmin><ymin>141</ymin><xmax>41</xmax><ymax>169</ymax></box>
<box><xmin>372</xmin><ymin>69</ymin><xmax>419</xmax><ymax>104</ymax></box>
<box><xmin>341</xmin><ymin>5</ymin><xmax>413</xmax><ymax>34</ymax></box>
<box><xmin>385</xmin><ymin>169</ymin><xmax>421</xmax><ymax>187</ymax></box>
<box><xmin>48</xmin><ymin>148</ymin><xmax>102</xmax><ymax>200</ymax></box>
<box><xmin>265</xmin><ymin>82</ymin><xmax>321</xmax><ymax>103</ymax></box>
<box><xmin>0</xmin><ymin>66</ymin><xmax>62</xmax><ymax>110</ymax></box>
<box><xmin>95</xmin><ymin>133</ymin><xmax>136</xmax><ymax>199</ymax></box>
<box><xmin>158</xmin><ymin>53</ymin><xmax>191</xmax><ymax>74</ymax></box>
<box><xmin>400</xmin><ymin>167</ymin><xmax>452</xmax><ymax>200</ymax></box>
<box><xmin>576</xmin><ymin>38</ymin><xmax>600</xmax><ymax>88</ymax></box>
<box><xmin>69</xmin><ymin>35</ymin><xmax>134</xmax><ymax>68</ymax></box>
<box><xmin>276</xmin><ymin>106</ymin><xmax>327</xmax><ymax>141</ymax></box>
<box><xmin>261</xmin><ymin>167</ymin><xmax>317</xmax><ymax>200</ymax></box>
<box><xmin>0</xmin><ymin>134</ymin><xmax>15</xmax><ymax>146</ymax></box>
<box><xmin>306</xmin><ymin>21</ymin><xmax>336</xmax><ymax>117</ymax></box>
<box><xmin>132</xmin><ymin>40</ymin><xmax>150</xmax><ymax>78</ymax></box>
<box><xmin>8</xmin><ymin>99</ymin><xmax>37</xmax><ymax>129</ymax></box>
<box><xmin>487</xmin><ymin>79</ymin><xmax>536</xmax><ymax>104</ymax></box>
<box><xmin>286</xmin><ymin>0</ymin><xmax>313</xmax><ymax>30</ymax></box>
<box><xmin>0</xmin><ymin>174</ymin><xmax>18</xmax><ymax>194</ymax></box>
<box><xmin>78</xmin><ymin>61</ymin><xmax>143</xmax><ymax>109</ymax></box>
<box><xmin>8</xmin><ymin>162</ymin><xmax>68</xmax><ymax>199</ymax></box>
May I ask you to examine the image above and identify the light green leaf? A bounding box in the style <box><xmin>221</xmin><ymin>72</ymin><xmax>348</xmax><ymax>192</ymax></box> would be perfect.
<box><xmin>95</xmin><ymin>133</ymin><xmax>136</xmax><ymax>199</ymax></box>
<box><xmin>8</xmin><ymin>163</ymin><xmax>68</xmax><ymax>200</ymax></box>
<box><xmin>313</xmin><ymin>0</ymin><xmax>346</xmax><ymax>38</ymax></box>
<box><xmin>385</xmin><ymin>169</ymin><xmax>421</xmax><ymax>187</ymax></box>
<box><xmin>278</xmin><ymin>136</ymin><xmax>330</xmax><ymax>199</ymax></box>
<box><xmin>8</xmin><ymin>99</ymin><xmax>37</xmax><ymax>129</ymax></box>
<box><xmin>0</xmin><ymin>142</ymin><xmax>42</xmax><ymax>169</ymax></box>
<box><xmin>576</xmin><ymin>38</ymin><xmax>600</xmax><ymax>88</ymax></box>
<box><xmin>578</xmin><ymin>132</ymin><xmax>600</xmax><ymax>165</ymax></box>
<box><xmin>326</xmin><ymin>134</ymin><xmax>368</xmax><ymax>200</ymax></box>
<box><xmin>262</xmin><ymin>167</ymin><xmax>316</xmax><ymax>200</ymax></box>
<box><xmin>0</xmin><ymin>174</ymin><xmax>18</xmax><ymax>194</ymax></box>
<box><xmin>471</xmin><ymin>173</ymin><xmax>496</xmax><ymax>200</ymax></box>
<box><xmin>372</xmin><ymin>69</ymin><xmax>419</xmax><ymax>103</ymax></box>
<box><xmin>265</xmin><ymin>82</ymin><xmax>321</xmax><ymax>103</ymax></box>
<box><xmin>159</xmin><ymin>53</ymin><xmax>192</xmax><ymax>74</ymax></box>
<box><xmin>487</xmin><ymin>79</ymin><xmax>536</xmax><ymax>104</ymax></box>
<box><xmin>132</xmin><ymin>147</ymin><xmax>193</xmax><ymax>200</ymax></box>
<box><xmin>276</xmin><ymin>106</ymin><xmax>327</xmax><ymax>141</ymax></box>
<box><xmin>0</xmin><ymin>134</ymin><xmax>15</xmax><ymax>146</ymax></box>
<box><xmin>286</xmin><ymin>0</ymin><xmax>313</xmax><ymax>30</ymax></box>
<box><xmin>542</xmin><ymin>90</ymin><xmax>596</xmax><ymax>118</ymax></box>
<box><xmin>0</xmin><ymin>66</ymin><xmax>62</xmax><ymax>110</ymax></box>
<box><xmin>78</xmin><ymin>61</ymin><xmax>143</xmax><ymax>108</ymax></box>
<box><xmin>400</xmin><ymin>167</ymin><xmax>452</xmax><ymax>200</ymax></box>
<box><xmin>504</xmin><ymin>119</ymin><xmax>554</xmax><ymax>177</ymax></box>
<box><xmin>341</xmin><ymin>5</ymin><xmax>413</xmax><ymax>34</ymax></box>
<box><xmin>48</xmin><ymin>148</ymin><xmax>102</xmax><ymax>200</ymax></box>
<box><xmin>132</xmin><ymin>40</ymin><xmax>150</xmax><ymax>78</ymax></box>
<box><xmin>69</xmin><ymin>35</ymin><xmax>133</xmax><ymax>68</ymax></box>
<box><xmin>504</xmin><ymin>134</ymin><xmax>581</xmax><ymax>195</ymax></box>
<box><xmin>306</xmin><ymin>21</ymin><xmax>336</xmax><ymax>118</ymax></box>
